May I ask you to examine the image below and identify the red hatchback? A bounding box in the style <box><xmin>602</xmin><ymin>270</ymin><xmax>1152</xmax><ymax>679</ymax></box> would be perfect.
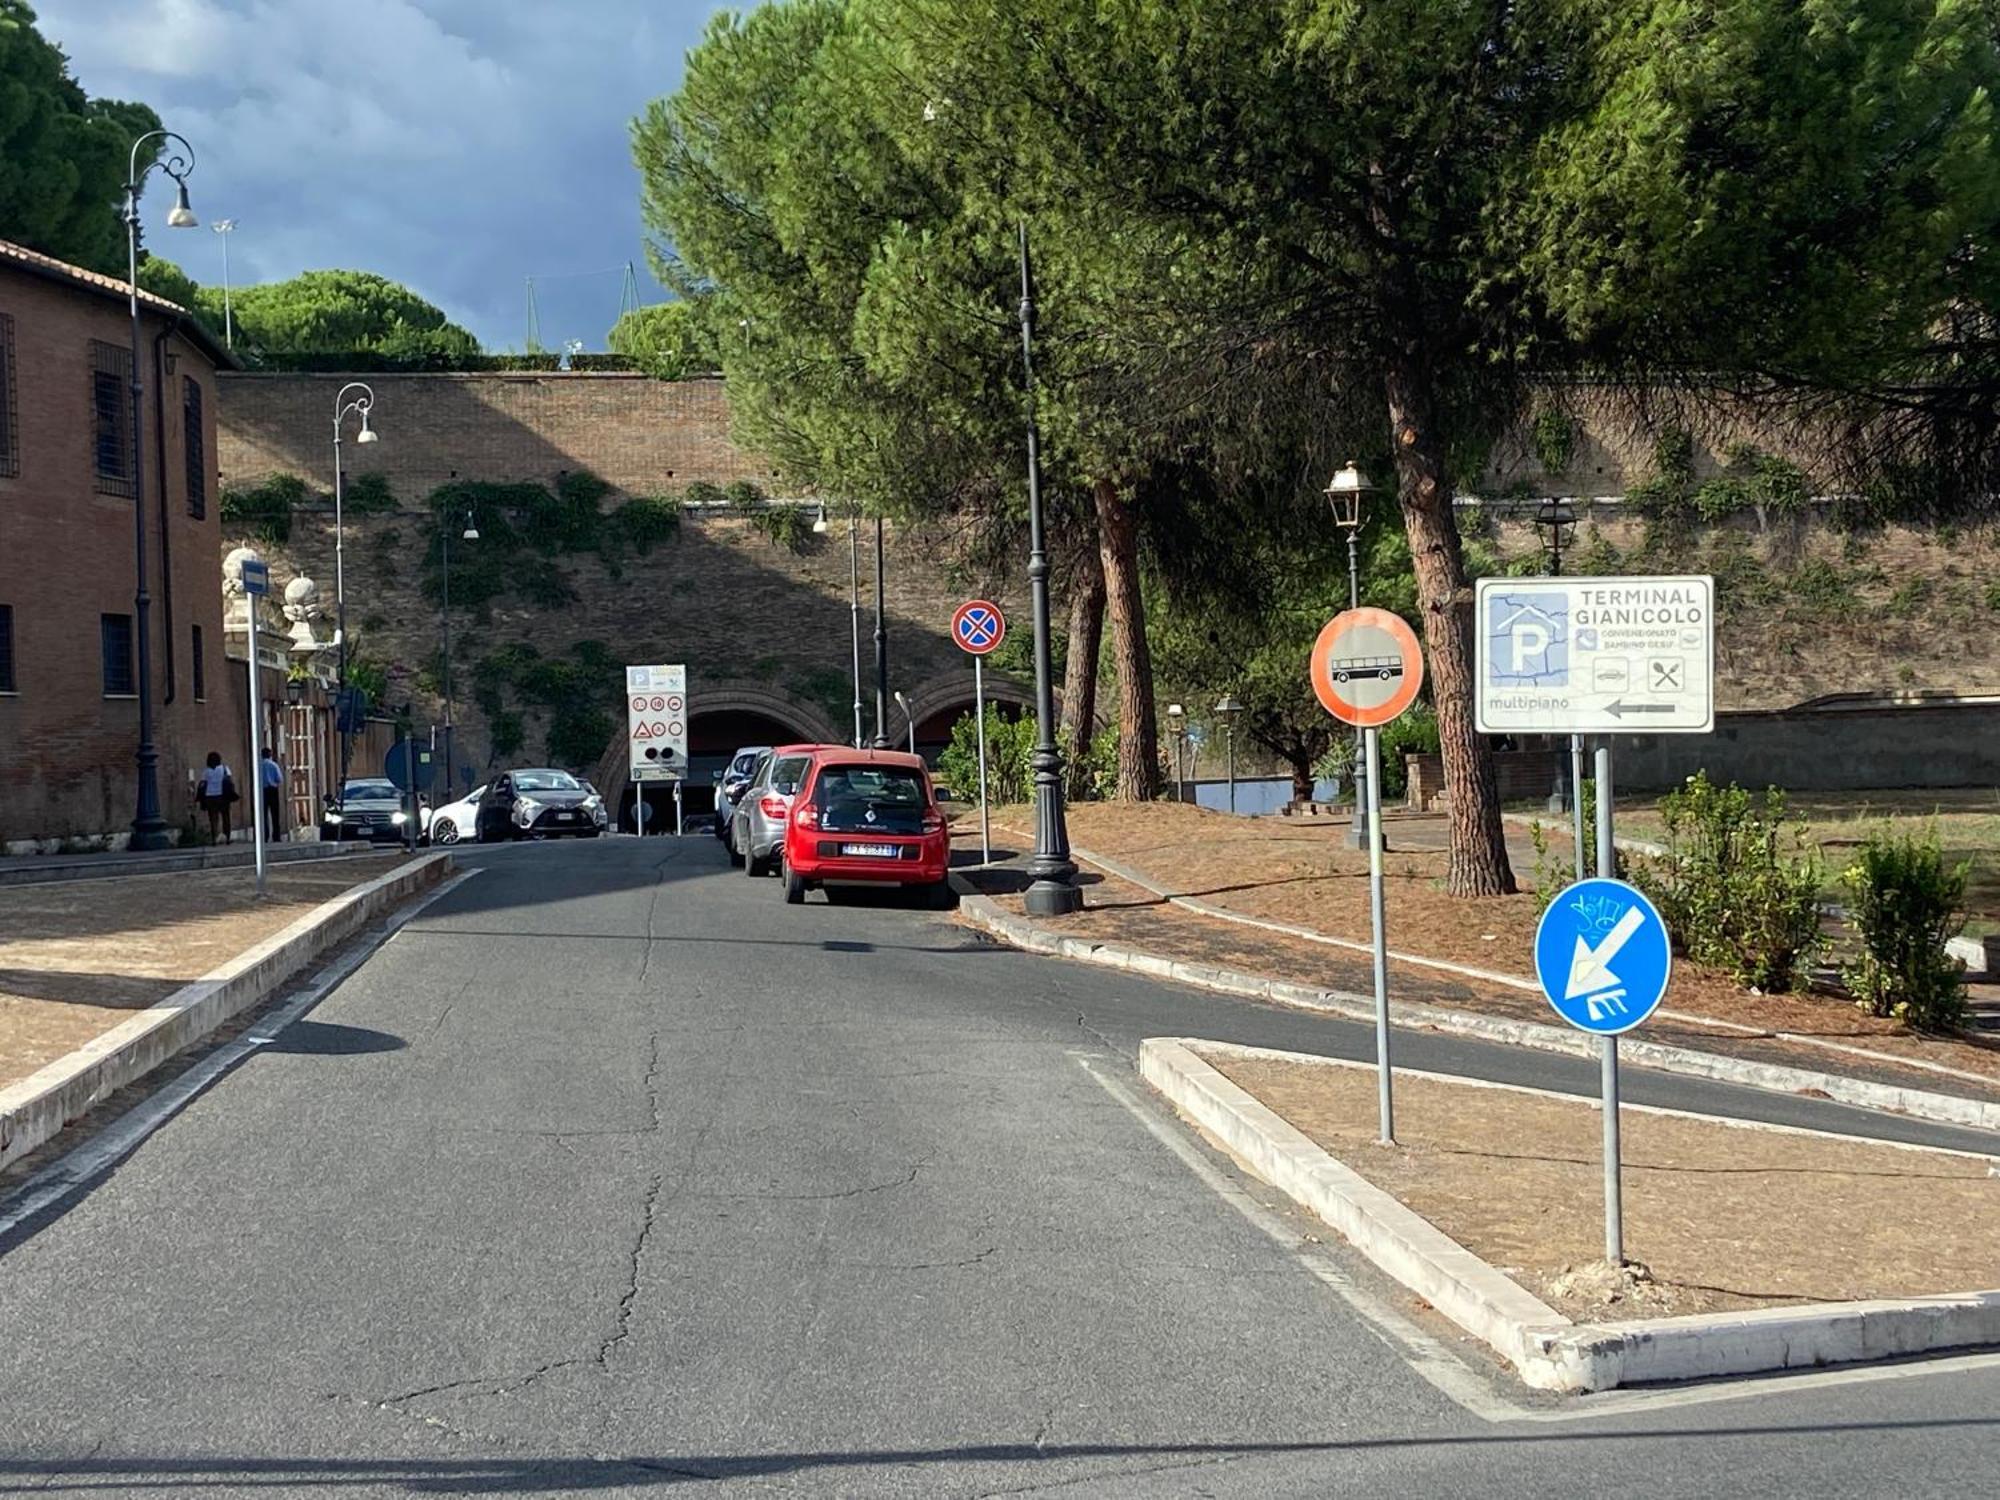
<box><xmin>779</xmin><ymin>749</ymin><xmax>952</xmax><ymax>908</ymax></box>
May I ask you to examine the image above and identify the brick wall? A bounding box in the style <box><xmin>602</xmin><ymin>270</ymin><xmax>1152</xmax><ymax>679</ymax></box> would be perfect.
<box><xmin>218</xmin><ymin>372</ymin><xmax>773</xmax><ymax>499</ymax></box>
<box><xmin>0</xmin><ymin>263</ymin><xmax>233</xmax><ymax>845</ymax></box>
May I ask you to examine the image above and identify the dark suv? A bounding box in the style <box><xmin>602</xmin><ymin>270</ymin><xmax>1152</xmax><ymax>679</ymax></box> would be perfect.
<box><xmin>320</xmin><ymin>778</ymin><xmax>413</xmax><ymax>844</ymax></box>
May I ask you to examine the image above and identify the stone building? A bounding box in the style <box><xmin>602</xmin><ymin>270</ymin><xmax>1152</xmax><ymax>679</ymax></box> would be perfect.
<box><xmin>0</xmin><ymin>238</ymin><xmax>240</xmax><ymax>847</ymax></box>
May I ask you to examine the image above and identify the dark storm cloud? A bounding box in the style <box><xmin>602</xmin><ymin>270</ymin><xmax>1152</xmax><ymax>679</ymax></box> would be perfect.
<box><xmin>34</xmin><ymin>0</ymin><xmax>727</xmax><ymax>348</ymax></box>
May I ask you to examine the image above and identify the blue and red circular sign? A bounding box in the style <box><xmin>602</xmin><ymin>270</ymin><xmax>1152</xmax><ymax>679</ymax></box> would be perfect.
<box><xmin>952</xmin><ymin>600</ymin><xmax>1006</xmax><ymax>656</ymax></box>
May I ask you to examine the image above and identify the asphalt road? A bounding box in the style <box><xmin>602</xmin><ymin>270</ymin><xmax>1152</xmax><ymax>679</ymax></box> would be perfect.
<box><xmin>2</xmin><ymin>834</ymin><xmax>1997</xmax><ymax>1498</ymax></box>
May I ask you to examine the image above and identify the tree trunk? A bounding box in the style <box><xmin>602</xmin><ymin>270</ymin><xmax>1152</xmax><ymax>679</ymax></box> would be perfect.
<box><xmin>1093</xmin><ymin>476</ymin><xmax>1158</xmax><ymax>801</ymax></box>
<box><xmin>1059</xmin><ymin>539</ymin><xmax>1106</xmax><ymax>799</ymax></box>
<box><xmin>1381</xmin><ymin>352</ymin><xmax>1517</xmax><ymax>896</ymax></box>
<box><xmin>1287</xmin><ymin>754</ymin><xmax>1314</xmax><ymax>806</ymax></box>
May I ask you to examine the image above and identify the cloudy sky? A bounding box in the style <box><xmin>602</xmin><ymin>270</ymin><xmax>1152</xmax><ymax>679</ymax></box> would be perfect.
<box><xmin>36</xmin><ymin>0</ymin><xmax>732</xmax><ymax>349</ymax></box>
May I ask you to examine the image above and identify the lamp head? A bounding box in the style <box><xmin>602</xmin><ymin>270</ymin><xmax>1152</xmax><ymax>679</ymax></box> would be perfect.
<box><xmin>166</xmin><ymin>181</ymin><xmax>198</xmax><ymax>229</ymax></box>
<box><xmin>1214</xmin><ymin>694</ymin><xmax>1244</xmax><ymax>722</ymax></box>
<box><xmin>812</xmin><ymin>503</ymin><xmax>829</xmax><ymax>535</ymax></box>
<box><xmin>1324</xmin><ymin>460</ymin><xmax>1371</xmax><ymax>532</ymax></box>
<box><xmin>1165</xmin><ymin>702</ymin><xmax>1186</xmax><ymax>728</ymax></box>
<box><xmin>355</xmin><ymin>409</ymin><xmax>379</xmax><ymax>444</ymax></box>
<box><xmin>462</xmin><ymin>518</ymin><xmax>480</xmax><ymax>542</ymax></box>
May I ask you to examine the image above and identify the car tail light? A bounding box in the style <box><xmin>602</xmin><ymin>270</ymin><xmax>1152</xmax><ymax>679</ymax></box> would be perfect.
<box><xmin>759</xmin><ymin>794</ymin><xmax>789</xmax><ymax>821</ymax></box>
<box><xmin>793</xmin><ymin>801</ymin><xmax>820</xmax><ymax>829</ymax></box>
<box><xmin>922</xmin><ymin>808</ymin><xmax>944</xmax><ymax>834</ymax></box>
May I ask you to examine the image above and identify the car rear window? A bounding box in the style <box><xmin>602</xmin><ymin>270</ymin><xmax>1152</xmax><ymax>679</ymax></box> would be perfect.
<box><xmin>770</xmin><ymin>756</ymin><xmax>811</xmax><ymax>794</ymax></box>
<box><xmin>811</xmin><ymin>764</ymin><xmax>929</xmax><ymax>835</ymax></box>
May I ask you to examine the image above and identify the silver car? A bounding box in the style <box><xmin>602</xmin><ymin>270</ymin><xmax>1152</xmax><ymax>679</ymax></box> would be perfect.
<box><xmin>730</xmin><ymin>746</ymin><xmax>815</xmax><ymax>876</ymax></box>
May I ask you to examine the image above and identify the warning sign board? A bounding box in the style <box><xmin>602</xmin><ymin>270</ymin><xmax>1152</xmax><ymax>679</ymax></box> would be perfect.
<box><xmin>625</xmin><ymin>663</ymin><xmax>687</xmax><ymax>780</ymax></box>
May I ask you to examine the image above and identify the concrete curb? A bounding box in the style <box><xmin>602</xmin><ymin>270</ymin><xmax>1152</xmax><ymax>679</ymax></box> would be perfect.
<box><xmin>0</xmin><ymin>851</ymin><xmax>452</xmax><ymax>1172</ymax></box>
<box><xmin>953</xmin><ymin>888</ymin><xmax>2000</xmax><ymax>1134</ymax></box>
<box><xmin>1143</xmin><ymin>1036</ymin><xmax>2000</xmax><ymax>1392</ymax></box>
<box><xmin>0</xmin><ymin>840</ymin><xmax>387</xmax><ymax>889</ymax></box>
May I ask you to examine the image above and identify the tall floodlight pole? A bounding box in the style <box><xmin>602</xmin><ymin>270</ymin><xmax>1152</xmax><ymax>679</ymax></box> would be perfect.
<box><xmin>331</xmin><ymin>382</ymin><xmax>379</xmax><ymax>808</ymax></box>
<box><xmin>123</xmin><ymin>129</ymin><xmax>201</xmax><ymax>852</ymax></box>
<box><xmin>1017</xmin><ymin>223</ymin><xmax>1081</xmax><ymax>916</ymax></box>
<box><xmin>872</xmin><ymin>516</ymin><xmax>890</xmax><ymax>748</ymax></box>
<box><xmin>211</xmin><ymin>219</ymin><xmax>237</xmax><ymax>349</ymax></box>
<box><xmin>816</xmin><ymin>504</ymin><xmax>865</xmax><ymax>747</ymax></box>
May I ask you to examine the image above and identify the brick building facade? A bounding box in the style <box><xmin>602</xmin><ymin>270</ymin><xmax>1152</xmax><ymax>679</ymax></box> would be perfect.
<box><xmin>0</xmin><ymin>238</ymin><xmax>236</xmax><ymax>846</ymax></box>
<box><xmin>217</xmin><ymin>371</ymin><xmax>774</xmax><ymax>498</ymax></box>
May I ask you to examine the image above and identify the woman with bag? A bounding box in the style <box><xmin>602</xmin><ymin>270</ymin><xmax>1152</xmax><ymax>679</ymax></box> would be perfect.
<box><xmin>197</xmin><ymin>750</ymin><xmax>240</xmax><ymax>844</ymax></box>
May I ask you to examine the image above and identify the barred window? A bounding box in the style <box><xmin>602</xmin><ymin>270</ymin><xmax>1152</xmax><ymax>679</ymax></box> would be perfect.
<box><xmin>192</xmin><ymin>622</ymin><xmax>206</xmax><ymax>701</ymax></box>
<box><xmin>0</xmin><ymin>604</ymin><xmax>14</xmax><ymax>693</ymax></box>
<box><xmin>101</xmin><ymin>613</ymin><xmax>135</xmax><ymax>696</ymax></box>
<box><xmin>90</xmin><ymin>341</ymin><xmax>134</xmax><ymax>497</ymax></box>
<box><xmin>0</xmin><ymin>314</ymin><xmax>17</xmax><ymax>479</ymax></box>
<box><xmin>183</xmin><ymin>375</ymin><xmax>206</xmax><ymax>518</ymax></box>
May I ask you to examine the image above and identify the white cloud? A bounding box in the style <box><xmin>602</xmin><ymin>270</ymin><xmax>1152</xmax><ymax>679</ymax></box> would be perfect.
<box><xmin>35</xmin><ymin>0</ymin><xmax>723</xmax><ymax>347</ymax></box>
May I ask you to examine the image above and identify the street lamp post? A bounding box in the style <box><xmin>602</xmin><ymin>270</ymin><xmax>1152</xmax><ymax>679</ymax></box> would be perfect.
<box><xmin>1215</xmin><ymin>695</ymin><xmax>1243</xmax><ymax>814</ymax></box>
<box><xmin>894</xmin><ymin>691</ymin><xmax>917</xmax><ymax>754</ymax></box>
<box><xmin>1164</xmin><ymin>703</ymin><xmax>1186</xmax><ymax>802</ymax></box>
<box><xmin>872</xmin><ymin>516</ymin><xmax>890</xmax><ymax>748</ymax></box>
<box><xmin>210</xmin><ymin>219</ymin><xmax>236</xmax><ymax>349</ymax></box>
<box><xmin>1535</xmin><ymin>497</ymin><xmax>1585</xmax><ymax>868</ymax></box>
<box><xmin>122</xmin><ymin>129</ymin><xmax>200</xmax><ymax>852</ymax></box>
<box><xmin>441</xmin><ymin>511</ymin><xmax>477</xmax><ymax>799</ymax></box>
<box><xmin>330</xmin><ymin>382</ymin><xmax>379</xmax><ymax>807</ymax></box>
<box><xmin>815</xmin><ymin>503</ymin><xmax>864</xmax><ymax>747</ymax></box>
<box><xmin>1016</xmin><ymin>223</ymin><xmax>1081</xmax><ymax>916</ymax></box>
<box><xmin>1326</xmin><ymin>461</ymin><xmax>1375</xmax><ymax>849</ymax></box>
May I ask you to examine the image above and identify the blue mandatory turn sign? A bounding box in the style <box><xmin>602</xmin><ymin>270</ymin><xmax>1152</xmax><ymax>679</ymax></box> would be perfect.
<box><xmin>1532</xmin><ymin>877</ymin><xmax>1672</xmax><ymax>1036</ymax></box>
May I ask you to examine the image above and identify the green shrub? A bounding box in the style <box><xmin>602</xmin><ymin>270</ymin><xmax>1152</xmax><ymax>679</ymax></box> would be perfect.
<box><xmin>724</xmin><ymin>479</ymin><xmax>767</xmax><ymax>508</ymax></box>
<box><xmin>1531</xmin><ymin>409</ymin><xmax>1577</xmax><ymax>475</ymax></box>
<box><xmin>1378</xmin><ymin>702</ymin><xmax>1440</xmax><ymax>800</ymax></box>
<box><xmin>546</xmin><ymin>706</ymin><xmax>615</xmax><ymax>770</ymax></box>
<box><xmin>1628</xmin><ymin>772</ymin><xmax>1824</xmax><ymax>993</ymax></box>
<box><xmin>937</xmin><ymin>706</ymin><xmax>1036</xmax><ymax>805</ymax></box>
<box><xmin>488</xmin><ymin>711</ymin><xmax>525</xmax><ymax>762</ymax></box>
<box><xmin>1840</xmin><ymin>827</ymin><xmax>1969</xmax><ymax>1031</ymax></box>
<box><xmin>609</xmin><ymin>494</ymin><xmax>682</xmax><ymax>555</ymax></box>
<box><xmin>749</xmin><ymin>504</ymin><xmax>814</xmax><ymax>552</ymax></box>
<box><xmin>343</xmin><ymin>471</ymin><xmax>396</xmax><ymax>514</ymax></box>
<box><xmin>221</xmin><ymin>472</ymin><xmax>306</xmax><ymax>544</ymax></box>
<box><xmin>683</xmin><ymin>481</ymin><xmax>726</xmax><ymax>507</ymax></box>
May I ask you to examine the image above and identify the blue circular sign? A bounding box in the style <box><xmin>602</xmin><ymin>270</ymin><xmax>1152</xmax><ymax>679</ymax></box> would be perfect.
<box><xmin>1532</xmin><ymin>877</ymin><xmax>1672</xmax><ymax>1036</ymax></box>
<box><xmin>952</xmin><ymin>600</ymin><xmax>1006</xmax><ymax>655</ymax></box>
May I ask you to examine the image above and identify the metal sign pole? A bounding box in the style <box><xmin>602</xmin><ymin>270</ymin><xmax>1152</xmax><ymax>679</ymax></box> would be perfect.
<box><xmin>1594</xmin><ymin>739</ymin><xmax>1623</xmax><ymax>1265</ymax></box>
<box><xmin>1571</xmin><ymin>734</ymin><xmax>1588</xmax><ymax>879</ymax></box>
<box><xmin>245</xmin><ymin>596</ymin><xmax>267</xmax><ymax>897</ymax></box>
<box><xmin>974</xmin><ymin>656</ymin><xmax>991</xmax><ymax>864</ymax></box>
<box><xmin>674</xmin><ymin>780</ymin><xmax>684</xmax><ymax>837</ymax></box>
<box><xmin>1365</xmin><ymin>725</ymin><xmax>1393</xmax><ymax>1144</ymax></box>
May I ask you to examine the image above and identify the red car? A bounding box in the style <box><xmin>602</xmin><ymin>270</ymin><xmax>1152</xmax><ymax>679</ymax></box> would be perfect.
<box><xmin>779</xmin><ymin>749</ymin><xmax>953</xmax><ymax>908</ymax></box>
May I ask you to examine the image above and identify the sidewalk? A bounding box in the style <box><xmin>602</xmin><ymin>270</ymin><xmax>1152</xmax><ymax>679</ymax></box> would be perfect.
<box><xmin>953</xmin><ymin>803</ymin><xmax>2000</xmax><ymax>1121</ymax></box>
<box><xmin>0</xmin><ymin>853</ymin><xmax>413</xmax><ymax>1090</ymax></box>
<box><xmin>0</xmin><ymin>837</ymin><xmax>388</xmax><ymax>889</ymax></box>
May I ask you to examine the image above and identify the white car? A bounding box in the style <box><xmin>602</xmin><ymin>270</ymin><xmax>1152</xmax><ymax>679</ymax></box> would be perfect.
<box><xmin>425</xmin><ymin>785</ymin><xmax>486</xmax><ymax>846</ymax></box>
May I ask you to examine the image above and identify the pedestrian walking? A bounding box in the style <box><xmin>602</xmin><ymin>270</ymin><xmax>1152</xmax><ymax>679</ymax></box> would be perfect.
<box><xmin>260</xmin><ymin>748</ymin><xmax>285</xmax><ymax>842</ymax></box>
<box><xmin>196</xmin><ymin>751</ymin><xmax>240</xmax><ymax>844</ymax></box>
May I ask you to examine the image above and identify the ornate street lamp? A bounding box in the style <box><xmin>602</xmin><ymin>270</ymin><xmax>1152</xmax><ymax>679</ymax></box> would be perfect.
<box><xmin>1214</xmin><ymin>694</ymin><xmax>1244</xmax><ymax>814</ymax></box>
<box><xmin>1534</xmin><ymin>496</ymin><xmax>1578</xmax><ymax>575</ymax></box>
<box><xmin>330</xmin><ymin>381</ymin><xmax>377</xmax><ymax>804</ymax></box>
<box><xmin>123</xmin><ymin>129</ymin><xmax>200</xmax><ymax>851</ymax></box>
<box><xmin>1325</xmin><ymin>461</ymin><xmax>1376</xmax><ymax>848</ymax></box>
<box><xmin>1164</xmin><ymin>703</ymin><xmax>1187</xmax><ymax>801</ymax></box>
<box><xmin>1016</xmin><ymin>223</ymin><xmax>1080</xmax><ymax>915</ymax></box>
<box><xmin>1534</xmin><ymin>497</ymin><xmax>1587</xmax><ymax>847</ymax></box>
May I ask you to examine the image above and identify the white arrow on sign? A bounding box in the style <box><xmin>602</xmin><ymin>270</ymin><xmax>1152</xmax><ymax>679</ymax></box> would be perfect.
<box><xmin>1564</xmin><ymin>904</ymin><xmax>1647</xmax><ymax>1002</ymax></box>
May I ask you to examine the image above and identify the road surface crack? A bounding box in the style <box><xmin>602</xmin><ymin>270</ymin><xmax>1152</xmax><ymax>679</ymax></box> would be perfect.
<box><xmin>596</xmin><ymin>1170</ymin><xmax>665</xmax><ymax>1370</ymax></box>
<box><xmin>710</xmin><ymin>1158</ymin><xmax>933</xmax><ymax>1202</ymax></box>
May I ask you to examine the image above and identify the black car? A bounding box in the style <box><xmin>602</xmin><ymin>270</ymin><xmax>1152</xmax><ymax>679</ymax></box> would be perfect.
<box><xmin>474</xmin><ymin>768</ymin><xmax>608</xmax><ymax>842</ymax></box>
<box><xmin>711</xmin><ymin>744</ymin><xmax>771</xmax><ymax>844</ymax></box>
<box><xmin>320</xmin><ymin>778</ymin><xmax>416</xmax><ymax>844</ymax></box>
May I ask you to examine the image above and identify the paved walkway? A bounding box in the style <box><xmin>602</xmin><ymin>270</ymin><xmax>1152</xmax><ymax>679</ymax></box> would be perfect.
<box><xmin>0</xmin><ymin>837</ymin><xmax>386</xmax><ymax>888</ymax></box>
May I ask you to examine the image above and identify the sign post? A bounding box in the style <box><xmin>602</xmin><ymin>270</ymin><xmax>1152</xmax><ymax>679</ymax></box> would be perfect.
<box><xmin>240</xmin><ymin>557</ymin><xmax>271</xmax><ymax>897</ymax></box>
<box><xmin>625</xmin><ymin>663</ymin><xmax>688</xmax><ymax>837</ymax></box>
<box><xmin>952</xmin><ymin>600</ymin><xmax>1007</xmax><ymax>866</ymax></box>
<box><xmin>1480</xmin><ymin>574</ymin><xmax>1714</xmax><ymax>1265</ymax></box>
<box><xmin>1310</xmin><ymin>606</ymin><xmax>1425</xmax><ymax>1145</ymax></box>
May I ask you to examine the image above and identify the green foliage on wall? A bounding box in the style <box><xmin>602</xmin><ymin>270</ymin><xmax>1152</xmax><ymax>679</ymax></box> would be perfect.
<box><xmin>220</xmin><ymin>473</ymin><xmax>307</xmax><ymax>544</ymax></box>
<box><xmin>342</xmin><ymin>471</ymin><xmax>397</xmax><ymax>514</ymax></box>
<box><xmin>749</xmin><ymin>503</ymin><xmax>814</xmax><ymax>552</ymax></box>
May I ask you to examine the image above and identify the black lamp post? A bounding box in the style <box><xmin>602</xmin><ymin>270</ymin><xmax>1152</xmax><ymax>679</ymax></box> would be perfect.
<box><xmin>1017</xmin><ymin>223</ymin><xmax>1081</xmax><ymax>916</ymax></box>
<box><xmin>1325</xmin><ymin>461</ymin><xmax>1380</xmax><ymax>848</ymax></box>
<box><xmin>441</xmin><ymin>510</ymin><xmax>477</xmax><ymax>798</ymax></box>
<box><xmin>1215</xmin><ymin>695</ymin><xmax>1244</xmax><ymax>814</ymax></box>
<box><xmin>872</xmin><ymin>514</ymin><xmax>890</xmax><ymax>749</ymax></box>
<box><xmin>123</xmin><ymin>129</ymin><xmax>201</xmax><ymax>852</ymax></box>
<box><xmin>1535</xmin><ymin>497</ymin><xmax>1583</xmax><ymax>832</ymax></box>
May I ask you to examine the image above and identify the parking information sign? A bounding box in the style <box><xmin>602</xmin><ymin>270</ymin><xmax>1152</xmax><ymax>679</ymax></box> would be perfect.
<box><xmin>1475</xmin><ymin>575</ymin><xmax>1714</xmax><ymax>735</ymax></box>
<box><xmin>626</xmin><ymin>663</ymin><xmax>687</xmax><ymax>781</ymax></box>
<box><xmin>1533</xmin><ymin>877</ymin><xmax>1672</xmax><ymax>1036</ymax></box>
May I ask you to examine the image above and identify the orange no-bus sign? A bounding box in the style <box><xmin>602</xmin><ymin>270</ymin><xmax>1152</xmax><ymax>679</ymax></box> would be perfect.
<box><xmin>1310</xmin><ymin>608</ymin><xmax>1425</xmax><ymax>728</ymax></box>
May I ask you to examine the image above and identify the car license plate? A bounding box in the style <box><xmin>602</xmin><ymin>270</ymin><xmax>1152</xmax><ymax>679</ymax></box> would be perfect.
<box><xmin>558</xmin><ymin>811</ymin><xmax>576</xmax><ymax>820</ymax></box>
<box><xmin>840</xmin><ymin>842</ymin><xmax>898</xmax><ymax>858</ymax></box>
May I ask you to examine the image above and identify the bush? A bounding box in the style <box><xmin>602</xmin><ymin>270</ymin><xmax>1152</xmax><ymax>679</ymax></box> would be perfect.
<box><xmin>1378</xmin><ymin>703</ymin><xmax>1440</xmax><ymax>800</ymax></box>
<box><xmin>724</xmin><ymin>479</ymin><xmax>767</xmax><ymax>508</ymax></box>
<box><xmin>749</xmin><ymin>504</ymin><xmax>815</xmax><ymax>552</ymax></box>
<box><xmin>608</xmin><ymin>494</ymin><xmax>682</xmax><ymax>555</ymax></box>
<box><xmin>343</xmin><ymin>471</ymin><xmax>396</xmax><ymax>514</ymax></box>
<box><xmin>1628</xmin><ymin>773</ymin><xmax>1824</xmax><ymax>992</ymax></box>
<box><xmin>937</xmin><ymin>706</ymin><xmax>1035</xmax><ymax>805</ymax></box>
<box><xmin>221</xmin><ymin>472</ymin><xmax>307</xmax><ymax>544</ymax></box>
<box><xmin>1840</xmin><ymin>827</ymin><xmax>1969</xmax><ymax>1031</ymax></box>
<box><xmin>683</xmin><ymin>481</ymin><xmax>726</xmax><ymax>507</ymax></box>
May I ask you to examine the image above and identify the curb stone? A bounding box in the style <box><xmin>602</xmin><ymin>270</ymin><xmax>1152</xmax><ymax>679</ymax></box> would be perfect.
<box><xmin>0</xmin><ymin>839</ymin><xmax>388</xmax><ymax>889</ymax></box>
<box><xmin>952</xmin><ymin>886</ymin><xmax>2000</xmax><ymax>1134</ymax></box>
<box><xmin>1143</xmin><ymin>1036</ymin><xmax>2000</xmax><ymax>1393</ymax></box>
<box><xmin>0</xmin><ymin>851</ymin><xmax>453</xmax><ymax>1172</ymax></box>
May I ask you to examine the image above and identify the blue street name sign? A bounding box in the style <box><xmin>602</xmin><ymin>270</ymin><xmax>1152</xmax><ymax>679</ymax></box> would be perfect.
<box><xmin>1532</xmin><ymin>877</ymin><xmax>1672</xmax><ymax>1036</ymax></box>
